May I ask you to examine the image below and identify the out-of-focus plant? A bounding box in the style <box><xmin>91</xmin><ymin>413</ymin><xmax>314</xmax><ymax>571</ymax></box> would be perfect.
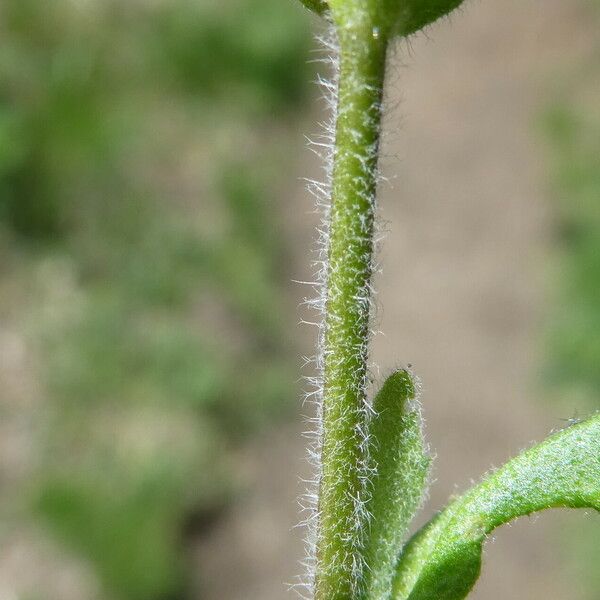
<box><xmin>295</xmin><ymin>1</ymin><xmax>600</xmax><ymax>599</ymax></box>
<box><xmin>543</xmin><ymin>106</ymin><xmax>600</xmax><ymax>409</ymax></box>
<box><xmin>542</xmin><ymin>103</ymin><xmax>600</xmax><ymax>592</ymax></box>
<box><xmin>0</xmin><ymin>0</ymin><xmax>312</xmax><ymax>598</ymax></box>
<box><xmin>540</xmin><ymin>3</ymin><xmax>600</xmax><ymax>594</ymax></box>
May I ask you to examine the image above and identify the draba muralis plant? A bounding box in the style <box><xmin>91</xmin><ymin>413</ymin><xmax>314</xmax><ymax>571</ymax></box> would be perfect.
<box><xmin>294</xmin><ymin>1</ymin><xmax>600</xmax><ymax>599</ymax></box>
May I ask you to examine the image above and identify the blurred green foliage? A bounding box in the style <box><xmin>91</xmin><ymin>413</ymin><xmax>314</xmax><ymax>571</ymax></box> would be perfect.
<box><xmin>544</xmin><ymin>105</ymin><xmax>600</xmax><ymax>406</ymax></box>
<box><xmin>541</xmin><ymin>20</ymin><xmax>600</xmax><ymax>414</ymax></box>
<box><xmin>0</xmin><ymin>0</ymin><xmax>312</xmax><ymax>599</ymax></box>
<box><xmin>541</xmin><ymin>4</ymin><xmax>600</xmax><ymax>597</ymax></box>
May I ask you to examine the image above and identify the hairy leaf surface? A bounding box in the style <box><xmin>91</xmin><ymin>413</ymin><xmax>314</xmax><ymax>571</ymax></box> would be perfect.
<box><xmin>392</xmin><ymin>414</ymin><xmax>600</xmax><ymax>600</ymax></box>
<box><xmin>362</xmin><ymin>370</ymin><xmax>430</xmax><ymax>600</ymax></box>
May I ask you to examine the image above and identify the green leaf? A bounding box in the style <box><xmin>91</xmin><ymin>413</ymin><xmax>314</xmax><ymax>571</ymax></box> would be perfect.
<box><xmin>395</xmin><ymin>0</ymin><xmax>467</xmax><ymax>37</ymax></box>
<box><xmin>326</xmin><ymin>0</ymin><xmax>466</xmax><ymax>39</ymax></box>
<box><xmin>392</xmin><ymin>413</ymin><xmax>600</xmax><ymax>600</ymax></box>
<box><xmin>361</xmin><ymin>370</ymin><xmax>430</xmax><ymax>600</ymax></box>
<box><xmin>297</xmin><ymin>0</ymin><xmax>328</xmax><ymax>16</ymax></box>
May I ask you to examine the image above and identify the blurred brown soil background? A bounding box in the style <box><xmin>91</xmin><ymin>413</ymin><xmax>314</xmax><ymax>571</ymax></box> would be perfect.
<box><xmin>191</xmin><ymin>1</ymin><xmax>598</xmax><ymax>599</ymax></box>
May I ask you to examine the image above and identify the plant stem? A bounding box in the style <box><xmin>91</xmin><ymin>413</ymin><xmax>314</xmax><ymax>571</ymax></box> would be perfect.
<box><xmin>316</xmin><ymin>21</ymin><xmax>388</xmax><ymax>600</ymax></box>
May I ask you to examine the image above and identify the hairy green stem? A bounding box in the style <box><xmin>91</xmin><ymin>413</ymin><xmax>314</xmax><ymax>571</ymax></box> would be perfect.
<box><xmin>316</xmin><ymin>22</ymin><xmax>388</xmax><ymax>600</ymax></box>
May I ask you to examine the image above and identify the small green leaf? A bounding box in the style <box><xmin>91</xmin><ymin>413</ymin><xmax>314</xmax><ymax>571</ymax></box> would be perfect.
<box><xmin>297</xmin><ymin>0</ymin><xmax>329</xmax><ymax>16</ymax></box>
<box><xmin>395</xmin><ymin>0</ymin><xmax>466</xmax><ymax>37</ymax></box>
<box><xmin>362</xmin><ymin>370</ymin><xmax>430</xmax><ymax>600</ymax></box>
<box><xmin>326</xmin><ymin>0</ymin><xmax>466</xmax><ymax>40</ymax></box>
<box><xmin>392</xmin><ymin>413</ymin><xmax>600</xmax><ymax>600</ymax></box>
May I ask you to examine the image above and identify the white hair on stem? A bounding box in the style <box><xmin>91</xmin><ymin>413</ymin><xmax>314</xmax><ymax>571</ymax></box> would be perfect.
<box><xmin>291</xmin><ymin>21</ymin><xmax>398</xmax><ymax>598</ymax></box>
